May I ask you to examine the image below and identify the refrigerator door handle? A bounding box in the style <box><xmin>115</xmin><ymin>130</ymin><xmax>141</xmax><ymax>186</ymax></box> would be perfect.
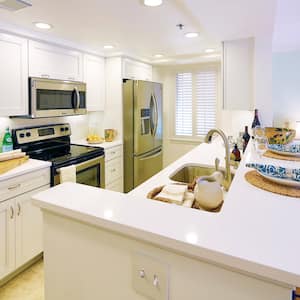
<box><xmin>135</xmin><ymin>148</ymin><xmax>162</xmax><ymax>160</ymax></box>
<box><xmin>150</xmin><ymin>95</ymin><xmax>155</xmax><ymax>135</ymax></box>
<box><xmin>152</xmin><ymin>94</ymin><xmax>159</xmax><ymax>136</ymax></box>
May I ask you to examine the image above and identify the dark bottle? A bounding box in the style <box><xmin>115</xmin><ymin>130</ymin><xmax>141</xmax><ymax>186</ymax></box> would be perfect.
<box><xmin>242</xmin><ymin>126</ymin><xmax>250</xmax><ymax>153</ymax></box>
<box><xmin>251</xmin><ymin>109</ymin><xmax>261</xmax><ymax>129</ymax></box>
<box><xmin>232</xmin><ymin>144</ymin><xmax>241</xmax><ymax>161</ymax></box>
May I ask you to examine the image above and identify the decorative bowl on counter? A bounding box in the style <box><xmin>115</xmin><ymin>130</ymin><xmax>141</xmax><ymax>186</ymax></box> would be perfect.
<box><xmin>246</xmin><ymin>163</ymin><xmax>300</xmax><ymax>187</ymax></box>
<box><xmin>264</xmin><ymin>127</ymin><xmax>296</xmax><ymax>145</ymax></box>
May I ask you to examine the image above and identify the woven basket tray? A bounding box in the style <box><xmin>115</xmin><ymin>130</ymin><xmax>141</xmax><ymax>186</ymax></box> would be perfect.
<box><xmin>147</xmin><ymin>183</ymin><xmax>223</xmax><ymax>213</ymax></box>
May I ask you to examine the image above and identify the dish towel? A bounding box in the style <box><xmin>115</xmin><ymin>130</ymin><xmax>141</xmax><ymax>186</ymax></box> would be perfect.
<box><xmin>182</xmin><ymin>191</ymin><xmax>195</xmax><ymax>208</ymax></box>
<box><xmin>59</xmin><ymin>165</ymin><xmax>76</xmax><ymax>183</ymax></box>
<box><xmin>154</xmin><ymin>184</ymin><xmax>187</xmax><ymax>205</ymax></box>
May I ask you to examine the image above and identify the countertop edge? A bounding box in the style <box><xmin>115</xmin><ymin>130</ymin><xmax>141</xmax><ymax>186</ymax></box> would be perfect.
<box><xmin>32</xmin><ymin>194</ymin><xmax>297</xmax><ymax>288</ymax></box>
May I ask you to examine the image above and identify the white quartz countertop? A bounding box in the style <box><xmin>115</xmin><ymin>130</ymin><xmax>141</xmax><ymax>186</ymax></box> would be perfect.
<box><xmin>0</xmin><ymin>158</ymin><xmax>51</xmax><ymax>182</ymax></box>
<box><xmin>72</xmin><ymin>139</ymin><xmax>122</xmax><ymax>149</ymax></box>
<box><xmin>32</xmin><ymin>139</ymin><xmax>300</xmax><ymax>287</ymax></box>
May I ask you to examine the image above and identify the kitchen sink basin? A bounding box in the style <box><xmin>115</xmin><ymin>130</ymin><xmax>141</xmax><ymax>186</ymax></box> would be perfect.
<box><xmin>169</xmin><ymin>163</ymin><xmax>235</xmax><ymax>187</ymax></box>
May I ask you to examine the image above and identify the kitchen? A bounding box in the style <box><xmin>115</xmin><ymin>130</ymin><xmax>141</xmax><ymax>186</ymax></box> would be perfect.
<box><xmin>0</xmin><ymin>0</ymin><xmax>300</xmax><ymax>299</ymax></box>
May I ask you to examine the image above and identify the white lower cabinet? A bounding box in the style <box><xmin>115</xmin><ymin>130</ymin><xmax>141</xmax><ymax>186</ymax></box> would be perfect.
<box><xmin>105</xmin><ymin>145</ymin><xmax>123</xmax><ymax>192</ymax></box>
<box><xmin>15</xmin><ymin>188</ymin><xmax>44</xmax><ymax>268</ymax></box>
<box><xmin>0</xmin><ymin>200</ymin><xmax>15</xmax><ymax>279</ymax></box>
<box><xmin>0</xmin><ymin>169</ymin><xmax>50</xmax><ymax>281</ymax></box>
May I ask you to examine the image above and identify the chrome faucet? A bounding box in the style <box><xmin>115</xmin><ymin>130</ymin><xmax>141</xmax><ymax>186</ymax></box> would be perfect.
<box><xmin>204</xmin><ymin>128</ymin><xmax>232</xmax><ymax>191</ymax></box>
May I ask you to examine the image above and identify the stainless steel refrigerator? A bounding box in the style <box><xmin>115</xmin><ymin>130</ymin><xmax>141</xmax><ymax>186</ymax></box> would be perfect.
<box><xmin>123</xmin><ymin>79</ymin><xmax>163</xmax><ymax>193</ymax></box>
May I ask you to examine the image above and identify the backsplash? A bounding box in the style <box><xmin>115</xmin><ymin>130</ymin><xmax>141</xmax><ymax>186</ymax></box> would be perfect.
<box><xmin>0</xmin><ymin>111</ymin><xmax>104</xmax><ymax>141</ymax></box>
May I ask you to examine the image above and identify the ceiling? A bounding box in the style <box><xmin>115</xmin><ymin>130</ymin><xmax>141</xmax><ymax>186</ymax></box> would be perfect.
<box><xmin>0</xmin><ymin>0</ymin><xmax>278</xmax><ymax>62</ymax></box>
<box><xmin>273</xmin><ymin>0</ymin><xmax>300</xmax><ymax>52</ymax></box>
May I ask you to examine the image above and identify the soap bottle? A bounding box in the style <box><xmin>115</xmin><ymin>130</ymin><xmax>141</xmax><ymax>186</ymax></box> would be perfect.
<box><xmin>232</xmin><ymin>144</ymin><xmax>241</xmax><ymax>161</ymax></box>
<box><xmin>242</xmin><ymin>126</ymin><xmax>250</xmax><ymax>153</ymax></box>
<box><xmin>2</xmin><ymin>127</ymin><xmax>13</xmax><ymax>152</ymax></box>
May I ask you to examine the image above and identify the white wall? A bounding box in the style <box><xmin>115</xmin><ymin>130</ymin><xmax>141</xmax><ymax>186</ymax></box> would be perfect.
<box><xmin>253</xmin><ymin>35</ymin><xmax>273</xmax><ymax>126</ymax></box>
<box><xmin>272</xmin><ymin>50</ymin><xmax>300</xmax><ymax>128</ymax></box>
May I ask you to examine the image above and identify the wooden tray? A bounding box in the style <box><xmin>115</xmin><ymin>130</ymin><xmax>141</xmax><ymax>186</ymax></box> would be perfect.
<box><xmin>0</xmin><ymin>156</ymin><xmax>29</xmax><ymax>175</ymax></box>
<box><xmin>147</xmin><ymin>184</ymin><xmax>223</xmax><ymax>213</ymax></box>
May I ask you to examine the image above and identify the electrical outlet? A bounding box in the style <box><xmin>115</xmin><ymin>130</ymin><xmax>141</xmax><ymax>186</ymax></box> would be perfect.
<box><xmin>132</xmin><ymin>252</ymin><xmax>169</xmax><ymax>300</ymax></box>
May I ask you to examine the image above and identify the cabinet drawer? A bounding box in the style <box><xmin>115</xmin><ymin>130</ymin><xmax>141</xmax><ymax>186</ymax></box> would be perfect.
<box><xmin>105</xmin><ymin>158</ymin><xmax>122</xmax><ymax>185</ymax></box>
<box><xmin>105</xmin><ymin>146</ymin><xmax>122</xmax><ymax>162</ymax></box>
<box><xmin>105</xmin><ymin>178</ymin><xmax>123</xmax><ymax>193</ymax></box>
<box><xmin>0</xmin><ymin>168</ymin><xmax>50</xmax><ymax>203</ymax></box>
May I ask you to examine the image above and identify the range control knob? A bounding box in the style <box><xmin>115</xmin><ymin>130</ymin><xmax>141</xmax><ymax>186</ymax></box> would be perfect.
<box><xmin>60</xmin><ymin>127</ymin><xmax>65</xmax><ymax>132</ymax></box>
<box><xmin>65</xmin><ymin>127</ymin><xmax>69</xmax><ymax>131</ymax></box>
<box><xmin>19</xmin><ymin>133</ymin><xmax>25</xmax><ymax>138</ymax></box>
<box><xmin>26</xmin><ymin>132</ymin><xmax>31</xmax><ymax>137</ymax></box>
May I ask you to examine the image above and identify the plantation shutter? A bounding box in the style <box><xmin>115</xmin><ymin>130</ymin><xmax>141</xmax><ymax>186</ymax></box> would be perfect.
<box><xmin>195</xmin><ymin>70</ymin><xmax>217</xmax><ymax>136</ymax></box>
<box><xmin>175</xmin><ymin>73</ymin><xmax>193</xmax><ymax>136</ymax></box>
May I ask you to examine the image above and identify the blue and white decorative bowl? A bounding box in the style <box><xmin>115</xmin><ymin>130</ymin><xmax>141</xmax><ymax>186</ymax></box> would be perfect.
<box><xmin>246</xmin><ymin>163</ymin><xmax>300</xmax><ymax>185</ymax></box>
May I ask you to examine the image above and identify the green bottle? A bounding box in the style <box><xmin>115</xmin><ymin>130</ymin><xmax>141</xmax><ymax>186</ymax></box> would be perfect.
<box><xmin>2</xmin><ymin>127</ymin><xmax>13</xmax><ymax>152</ymax></box>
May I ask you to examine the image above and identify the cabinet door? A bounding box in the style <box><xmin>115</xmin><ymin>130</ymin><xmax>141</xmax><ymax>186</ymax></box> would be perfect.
<box><xmin>15</xmin><ymin>186</ymin><xmax>48</xmax><ymax>268</ymax></box>
<box><xmin>122</xmin><ymin>58</ymin><xmax>152</xmax><ymax>81</ymax></box>
<box><xmin>0</xmin><ymin>199</ymin><xmax>15</xmax><ymax>280</ymax></box>
<box><xmin>223</xmin><ymin>38</ymin><xmax>254</xmax><ymax>110</ymax></box>
<box><xmin>0</xmin><ymin>33</ymin><xmax>28</xmax><ymax>116</ymax></box>
<box><xmin>84</xmin><ymin>54</ymin><xmax>105</xmax><ymax>111</ymax></box>
<box><xmin>29</xmin><ymin>40</ymin><xmax>83</xmax><ymax>81</ymax></box>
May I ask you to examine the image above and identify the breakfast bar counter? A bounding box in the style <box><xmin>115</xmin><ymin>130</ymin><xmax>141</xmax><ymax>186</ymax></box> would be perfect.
<box><xmin>32</xmin><ymin>139</ymin><xmax>300</xmax><ymax>300</ymax></box>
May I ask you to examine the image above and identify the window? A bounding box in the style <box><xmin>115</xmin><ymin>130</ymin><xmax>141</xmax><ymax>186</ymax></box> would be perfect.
<box><xmin>175</xmin><ymin>69</ymin><xmax>217</xmax><ymax>138</ymax></box>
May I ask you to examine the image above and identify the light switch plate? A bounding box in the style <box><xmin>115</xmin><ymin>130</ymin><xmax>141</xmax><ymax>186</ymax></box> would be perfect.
<box><xmin>132</xmin><ymin>252</ymin><xmax>169</xmax><ymax>300</ymax></box>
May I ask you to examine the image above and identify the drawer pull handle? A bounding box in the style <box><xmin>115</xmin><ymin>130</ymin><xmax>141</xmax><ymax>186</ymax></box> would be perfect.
<box><xmin>8</xmin><ymin>184</ymin><xmax>21</xmax><ymax>190</ymax></box>
<box><xmin>111</xmin><ymin>168</ymin><xmax>116</xmax><ymax>172</ymax></box>
<box><xmin>110</xmin><ymin>151</ymin><xmax>116</xmax><ymax>155</ymax></box>
<box><xmin>10</xmin><ymin>206</ymin><xmax>14</xmax><ymax>219</ymax></box>
<box><xmin>17</xmin><ymin>203</ymin><xmax>21</xmax><ymax>216</ymax></box>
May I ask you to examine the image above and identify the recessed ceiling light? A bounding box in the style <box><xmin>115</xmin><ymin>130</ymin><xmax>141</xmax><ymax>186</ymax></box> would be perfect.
<box><xmin>205</xmin><ymin>48</ymin><xmax>215</xmax><ymax>53</ymax></box>
<box><xmin>103</xmin><ymin>45</ymin><xmax>115</xmax><ymax>49</ymax></box>
<box><xmin>144</xmin><ymin>0</ymin><xmax>162</xmax><ymax>7</ymax></box>
<box><xmin>184</xmin><ymin>32</ymin><xmax>199</xmax><ymax>38</ymax></box>
<box><xmin>154</xmin><ymin>54</ymin><xmax>164</xmax><ymax>58</ymax></box>
<box><xmin>34</xmin><ymin>22</ymin><xmax>52</xmax><ymax>30</ymax></box>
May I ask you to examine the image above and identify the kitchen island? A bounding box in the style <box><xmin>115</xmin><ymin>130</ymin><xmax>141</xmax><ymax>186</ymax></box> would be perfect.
<box><xmin>32</xmin><ymin>139</ymin><xmax>300</xmax><ymax>300</ymax></box>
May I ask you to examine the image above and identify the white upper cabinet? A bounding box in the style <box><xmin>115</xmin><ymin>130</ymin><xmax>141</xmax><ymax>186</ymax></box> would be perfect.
<box><xmin>83</xmin><ymin>54</ymin><xmax>105</xmax><ymax>111</ymax></box>
<box><xmin>29</xmin><ymin>40</ymin><xmax>83</xmax><ymax>81</ymax></box>
<box><xmin>0</xmin><ymin>33</ymin><xmax>28</xmax><ymax>116</ymax></box>
<box><xmin>223</xmin><ymin>37</ymin><xmax>254</xmax><ymax>110</ymax></box>
<box><xmin>122</xmin><ymin>58</ymin><xmax>152</xmax><ymax>81</ymax></box>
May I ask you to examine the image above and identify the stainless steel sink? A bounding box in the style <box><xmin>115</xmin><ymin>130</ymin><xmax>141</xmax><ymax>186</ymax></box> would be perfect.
<box><xmin>169</xmin><ymin>163</ymin><xmax>235</xmax><ymax>187</ymax></box>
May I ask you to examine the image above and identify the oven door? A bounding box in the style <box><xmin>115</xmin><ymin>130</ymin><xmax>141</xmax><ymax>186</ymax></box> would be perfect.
<box><xmin>30</xmin><ymin>77</ymin><xmax>87</xmax><ymax>118</ymax></box>
<box><xmin>54</xmin><ymin>156</ymin><xmax>105</xmax><ymax>188</ymax></box>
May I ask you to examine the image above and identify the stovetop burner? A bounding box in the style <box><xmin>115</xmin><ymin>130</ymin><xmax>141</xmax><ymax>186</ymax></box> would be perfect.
<box><xmin>12</xmin><ymin>123</ymin><xmax>104</xmax><ymax>167</ymax></box>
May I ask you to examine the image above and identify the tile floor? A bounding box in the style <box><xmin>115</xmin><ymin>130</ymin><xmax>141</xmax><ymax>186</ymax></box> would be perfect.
<box><xmin>0</xmin><ymin>260</ymin><xmax>44</xmax><ymax>300</ymax></box>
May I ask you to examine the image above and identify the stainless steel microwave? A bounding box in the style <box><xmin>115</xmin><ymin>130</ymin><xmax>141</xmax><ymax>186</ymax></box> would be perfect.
<box><xmin>28</xmin><ymin>77</ymin><xmax>87</xmax><ymax>118</ymax></box>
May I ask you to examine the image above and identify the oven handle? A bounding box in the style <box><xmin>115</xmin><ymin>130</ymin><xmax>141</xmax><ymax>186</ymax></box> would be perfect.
<box><xmin>56</xmin><ymin>155</ymin><xmax>105</xmax><ymax>174</ymax></box>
